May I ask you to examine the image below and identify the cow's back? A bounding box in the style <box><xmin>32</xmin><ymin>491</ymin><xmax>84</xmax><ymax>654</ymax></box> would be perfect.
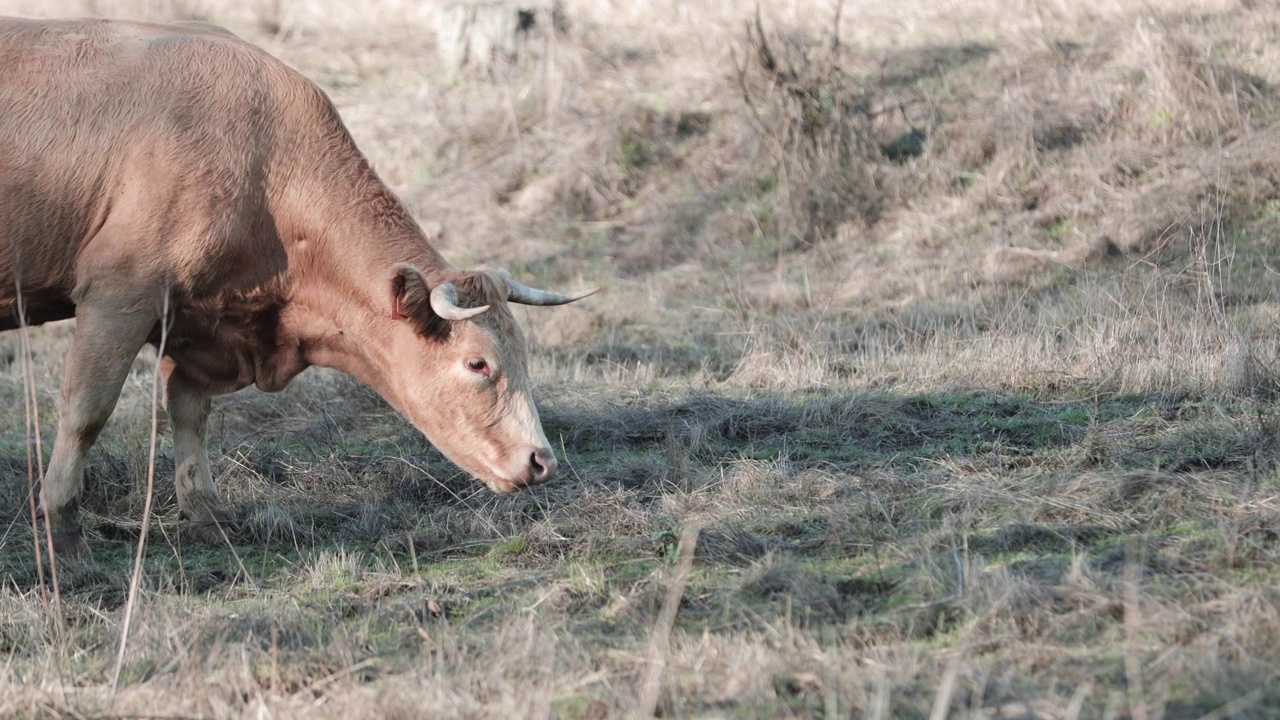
<box><xmin>0</xmin><ymin>17</ymin><xmax>303</xmax><ymax>326</ymax></box>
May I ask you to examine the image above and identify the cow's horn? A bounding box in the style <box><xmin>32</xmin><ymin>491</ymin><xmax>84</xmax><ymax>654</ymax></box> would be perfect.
<box><xmin>430</xmin><ymin>281</ymin><xmax>490</xmax><ymax>321</ymax></box>
<box><xmin>501</xmin><ymin>270</ymin><xmax>599</xmax><ymax>306</ymax></box>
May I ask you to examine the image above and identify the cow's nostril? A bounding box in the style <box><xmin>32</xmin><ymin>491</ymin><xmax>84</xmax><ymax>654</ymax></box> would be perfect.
<box><xmin>529</xmin><ymin>448</ymin><xmax>557</xmax><ymax>483</ymax></box>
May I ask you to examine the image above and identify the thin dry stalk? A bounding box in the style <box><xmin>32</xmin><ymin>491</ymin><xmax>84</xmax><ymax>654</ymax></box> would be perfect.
<box><xmin>636</xmin><ymin>523</ymin><xmax>699</xmax><ymax>718</ymax></box>
<box><xmin>111</xmin><ymin>287</ymin><xmax>171</xmax><ymax>700</ymax></box>
<box><xmin>17</xmin><ymin>289</ymin><xmax>44</xmax><ymax>584</ymax></box>
<box><xmin>1123</xmin><ymin>549</ymin><xmax>1148</xmax><ymax>720</ymax></box>
<box><xmin>215</xmin><ymin>520</ymin><xmax>256</xmax><ymax>592</ymax></box>
<box><xmin>927</xmin><ymin>656</ymin><xmax>960</xmax><ymax>720</ymax></box>
<box><xmin>1196</xmin><ymin>689</ymin><xmax>1263</xmax><ymax>720</ymax></box>
<box><xmin>906</xmin><ymin>535</ymin><xmax>965</xmax><ymax>610</ymax></box>
<box><xmin>16</xmin><ymin>284</ymin><xmax>61</xmax><ymax>633</ymax></box>
<box><xmin>1065</xmin><ymin>681</ymin><xmax>1093</xmax><ymax>720</ymax></box>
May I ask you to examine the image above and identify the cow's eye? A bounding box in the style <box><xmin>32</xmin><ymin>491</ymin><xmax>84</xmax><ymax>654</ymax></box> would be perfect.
<box><xmin>465</xmin><ymin>357</ymin><xmax>491</xmax><ymax>377</ymax></box>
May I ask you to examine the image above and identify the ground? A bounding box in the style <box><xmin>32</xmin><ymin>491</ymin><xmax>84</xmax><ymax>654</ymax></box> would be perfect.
<box><xmin>1</xmin><ymin>0</ymin><xmax>1279</xmax><ymax>717</ymax></box>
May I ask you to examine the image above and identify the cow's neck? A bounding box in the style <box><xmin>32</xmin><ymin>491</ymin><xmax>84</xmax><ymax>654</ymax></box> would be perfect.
<box><xmin>274</xmin><ymin>159</ymin><xmax>449</xmax><ymax>396</ymax></box>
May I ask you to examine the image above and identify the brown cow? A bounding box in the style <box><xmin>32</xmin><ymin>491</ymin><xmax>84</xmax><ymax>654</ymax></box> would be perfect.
<box><xmin>0</xmin><ymin>17</ymin><xmax>594</xmax><ymax>555</ymax></box>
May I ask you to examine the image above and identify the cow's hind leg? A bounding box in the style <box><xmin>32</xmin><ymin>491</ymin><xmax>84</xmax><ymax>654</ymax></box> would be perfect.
<box><xmin>41</xmin><ymin>304</ymin><xmax>158</xmax><ymax>556</ymax></box>
<box><xmin>162</xmin><ymin>360</ymin><xmax>238</xmax><ymax>542</ymax></box>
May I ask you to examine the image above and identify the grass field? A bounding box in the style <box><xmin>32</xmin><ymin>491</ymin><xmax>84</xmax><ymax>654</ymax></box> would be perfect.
<box><xmin>2</xmin><ymin>0</ymin><xmax>1280</xmax><ymax>716</ymax></box>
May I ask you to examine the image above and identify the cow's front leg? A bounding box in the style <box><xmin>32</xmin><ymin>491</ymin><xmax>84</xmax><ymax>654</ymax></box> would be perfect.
<box><xmin>41</xmin><ymin>304</ymin><xmax>158</xmax><ymax>556</ymax></box>
<box><xmin>162</xmin><ymin>359</ymin><xmax>238</xmax><ymax>542</ymax></box>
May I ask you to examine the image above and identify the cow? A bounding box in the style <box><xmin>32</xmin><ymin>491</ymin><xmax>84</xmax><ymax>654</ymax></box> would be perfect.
<box><xmin>0</xmin><ymin>17</ymin><xmax>595</xmax><ymax>556</ymax></box>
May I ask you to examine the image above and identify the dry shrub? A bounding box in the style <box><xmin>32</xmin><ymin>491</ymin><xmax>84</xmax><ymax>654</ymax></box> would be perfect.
<box><xmin>736</xmin><ymin>10</ymin><xmax>885</xmax><ymax>247</ymax></box>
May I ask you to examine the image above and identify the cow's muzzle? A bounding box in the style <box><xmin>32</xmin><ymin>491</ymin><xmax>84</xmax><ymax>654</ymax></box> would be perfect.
<box><xmin>486</xmin><ymin>446</ymin><xmax>558</xmax><ymax>493</ymax></box>
<box><xmin>529</xmin><ymin>447</ymin><xmax>557</xmax><ymax>484</ymax></box>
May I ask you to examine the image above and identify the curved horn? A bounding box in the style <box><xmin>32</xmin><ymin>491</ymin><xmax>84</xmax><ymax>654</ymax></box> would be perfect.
<box><xmin>429</xmin><ymin>281</ymin><xmax>491</xmax><ymax>321</ymax></box>
<box><xmin>500</xmin><ymin>270</ymin><xmax>600</xmax><ymax>306</ymax></box>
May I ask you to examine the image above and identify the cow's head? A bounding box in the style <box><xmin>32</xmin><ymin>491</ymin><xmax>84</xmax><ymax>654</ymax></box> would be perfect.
<box><xmin>383</xmin><ymin>264</ymin><xmax>594</xmax><ymax>493</ymax></box>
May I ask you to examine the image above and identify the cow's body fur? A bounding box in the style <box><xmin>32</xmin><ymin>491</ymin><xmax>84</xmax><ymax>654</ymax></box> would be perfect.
<box><xmin>0</xmin><ymin>17</ymin><xmax>575</xmax><ymax>554</ymax></box>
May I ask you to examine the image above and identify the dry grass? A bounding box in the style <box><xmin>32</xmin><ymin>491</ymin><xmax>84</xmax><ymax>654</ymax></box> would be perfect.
<box><xmin>3</xmin><ymin>0</ymin><xmax>1280</xmax><ymax>717</ymax></box>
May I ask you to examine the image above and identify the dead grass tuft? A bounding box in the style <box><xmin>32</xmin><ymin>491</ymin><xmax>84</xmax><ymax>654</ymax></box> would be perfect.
<box><xmin>1122</xmin><ymin>16</ymin><xmax>1269</xmax><ymax>143</ymax></box>
<box><xmin>241</xmin><ymin>500</ymin><xmax>313</xmax><ymax>546</ymax></box>
<box><xmin>735</xmin><ymin>552</ymin><xmax>845</xmax><ymax>624</ymax></box>
<box><xmin>694</xmin><ymin>523</ymin><xmax>771</xmax><ymax>566</ymax></box>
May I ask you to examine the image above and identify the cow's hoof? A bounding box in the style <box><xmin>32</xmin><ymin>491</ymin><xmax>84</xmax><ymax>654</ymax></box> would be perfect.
<box><xmin>47</xmin><ymin>522</ymin><xmax>90</xmax><ymax>557</ymax></box>
<box><xmin>37</xmin><ymin>505</ymin><xmax>90</xmax><ymax>557</ymax></box>
<box><xmin>181</xmin><ymin>491</ymin><xmax>239</xmax><ymax>543</ymax></box>
<box><xmin>186</xmin><ymin>509</ymin><xmax>241</xmax><ymax>544</ymax></box>
<box><xmin>50</xmin><ymin>525</ymin><xmax>90</xmax><ymax>558</ymax></box>
<box><xmin>188</xmin><ymin>520</ymin><xmax>240</xmax><ymax>544</ymax></box>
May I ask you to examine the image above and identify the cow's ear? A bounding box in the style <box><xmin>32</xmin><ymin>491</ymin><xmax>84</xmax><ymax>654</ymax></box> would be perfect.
<box><xmin>391</xmin><ymin>263</ymin><xmax>449</xmax><ymax>338</ymax></box>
